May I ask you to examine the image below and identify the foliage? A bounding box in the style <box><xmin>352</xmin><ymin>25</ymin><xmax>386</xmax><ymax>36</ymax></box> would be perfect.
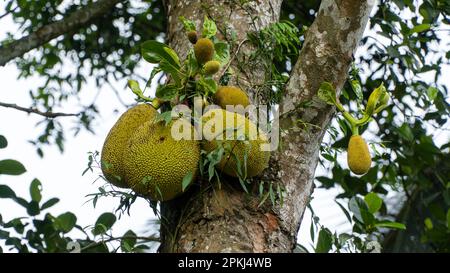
<box><xmin>0</xmin><ymin>135</ymin><xmax>158</xmax><ymax>253</ymax></box>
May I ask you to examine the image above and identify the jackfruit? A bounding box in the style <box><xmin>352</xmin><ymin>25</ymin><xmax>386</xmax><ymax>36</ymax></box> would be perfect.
<box><xmin>194</xmin><ymin>38</ymin><xmax>214</xmax><ymax>64</ymax></box>
<box><xmin>347</xmin><ymin>135</ymin><xmax>372</xmax><ymax>175</ymax></box>
<box><xmin>213</xmin><ymin>86</ymin><xmax>250</xmax><ymax>110</ymax></box>
<box><xmin>187</xmin><ymin>30</ymin><xmax>198</xmax><ymax>44</ymax></box>
<box><xmin>204</xmin><ymin>60</ymin><xmax>220</xmax><ymax>75</ymax></box>
<box><xmin>101</xmin><ymin>104</ymin><xmax>157</xmax><ymax>188</ymax></box>
<box><xmin>201</xmin><ymin>109</ymin><xmax>269</xmax><ymax>178</ymax></box>
<box><xmin>123</xmin><ymin>119</ymin><xmax>200</xmax><ymax>201</ymax></box>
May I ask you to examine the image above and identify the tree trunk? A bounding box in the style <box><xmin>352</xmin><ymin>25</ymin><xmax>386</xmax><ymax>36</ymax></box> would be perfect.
<box><xmin>159</xmin><ymin>0</ymin><xmax>374</xmax><ymax>253</ymax></box>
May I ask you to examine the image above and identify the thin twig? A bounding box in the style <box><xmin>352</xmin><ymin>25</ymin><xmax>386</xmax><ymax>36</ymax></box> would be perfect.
<box><xmin>0</xmin><ymin>6</ymin><xmax>18</xmax><ymax>20</ymax></box>
<box><xmin>0</xmin><ymin>101</ymin><xmax>80</xmax><ymax>118</ymax></box>
<box><xmin>218</xmin><ymin>38</ymin><xmax>249</xmax><ymax>79</ymax></box>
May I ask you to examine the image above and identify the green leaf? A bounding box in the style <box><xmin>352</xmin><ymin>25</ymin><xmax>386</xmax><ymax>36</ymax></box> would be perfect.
<box><xmin>317</xmin><ymin>82</ymin><xmax>337</xmax><ymax>105</ymax></box>
<box><xmin>335</xmin><ymin>201</ymin><xmax>352</xmax><ymax>223</ymax></box>
<box><xmin>182</xmin><ymin>171</ymin><xmax>193</xmax><ymax>192</ymax></box>
<box><xmin>202</xmin><ymin>16</ymin><xmax>217</xmax><ymax>38</ymax></box>
<box><xmin>426</xmin><ymin>86</ymin><xmax>438</xmax><ymax>101</ymax></box>
<box><xmin>41</xmin><ymin>198</ymin><xmax>59</xmax><ymax>210</ymax></box>
<box><xmin>128</xmin><ymin>80</ymin><xmax>143</xmax><ymax>96</ymax></box>
<box><xmin>410</xmin><ymin>23</ymin><xmax>431</xmax><ymax>34</ymax></box>
<box><xmin>29</xmin><ymin>179</ymin><xmax>42</xmax><ymax>203</ymax></box>
<box><xmin>397</xmin><ymin>123</ymin><xmax>414</xmax><ymax>142</ymax></box>
<box><xmin>155</xmin><ymin>84</ymin><xmax>178</xmax><ymax>100</ymax></box>
<box><xmin>26</xmin><ymin>201</ymin><xmax>40</xmax><ymax>216</ymax></box>
<box><xmin>154</xmin><ymin>111</ymin><xmax>173</xmax><ymax>126</ymax></box>
<box><xmin>364</xmin><ymin>192</ymin><xmax>383</xmax><ymax>214</ymax></box>
<box><xmin>0</xmin><ymin>159</ymin><xmax>26</xmax><ymax>175</ymax></box>
<box><xmin>199</xmin><ymin>78</ymin><xmax>217</xmax><ymax>95</ymax></box>
<box><xmin>121</xmin><ymin>230</ymin><xmax>137</xmax><ymax>252</ymax></box>
<box><xmin>350</xmin><ymin>79</ymin><xmax>363</xmax><ymax>102</ymax></box>
<box><xmin>180</xmin><ymin>16</ymin><xmax>196</xmax><ymax>32</ymax></box>
<box><xmin>0</xmin><ymin>135</ymin><xmax>7</xmax><ymax>149</ymax></box>
<box><xmin>93</xmin><ymin>213</ymin><xmax>116</xmax><ymax>235</ymax></box>
<box><xmin>141</xmin><ymin>40</ymin><xmax>181</xmax><ymax>68</ymax></box>
<box><xmin>374</xmin><ymin>221</ymin><xmax>406</xmax><ymax>230</ymax></box>
<box><xmin>54</xmin><ymin>212</ymin><xmax>77</xmax><ymax>233</ymax></box>
<box><xmin>0</xmin><ymin>185</ymin><xmax>16</xmax><ymax>199</ymax></box>
<box><xmin>214</xmin><ymin>41</ymin><xmax>230</xmax><ymax>65</ymax></box>
<box><xmin>315</xmin><ymin>228</ymin><xmax>332</xmax><ymax>253</ymax></box>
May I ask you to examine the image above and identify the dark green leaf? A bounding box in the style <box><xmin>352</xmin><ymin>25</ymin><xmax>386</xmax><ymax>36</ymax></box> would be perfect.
<box><xmin>41</xmin><ymin>198</ymin><xmax>60</xmax><ymax>210</ymax></box>
<box><xmin>0</xmin><ymin>185</ymin><xmax>16</xmax><ymax>199</ymax></box>
<box><xmin>0</xmin><ymin>160</ymin><xmax>26</xmax><ymax>176</ymax></box>
<box><xmin>29</xmin><ymin>179</ymin><xmax>42</xmax><ymax>203</ymax></box>
<box><xmin>0</xmin><ymin>135</ymin><xmax>7</xmax><ymax>149</ymax></box>
<box><xmin>316</xmin><ymin>228</ymin><xmax>332</xmax><ymax>253</ymax></box>
<box><xmin>155</xmin><ymin>84</ymin><xmax>178</xmax><ymax>100</ymax></box>
<box><xmin>121</xmin><ymin>230</ymin><xmax>137</xmax><ymax>252</ymax></box>
<box><xmin>410</xmin><ymin>23</ymin><xmax>431</xmax><ymax>34</ymax></box>
<box><xmin>54</xmin><ymin>212</ymin><xmax>77</xmax><ymax>233</ymax></box>
<box><xmin>141</xmin><ymin>40</ymin><xmax>180</xmax><ymax>68</ymax></box>
<box><xmin>93</xmin><ymin>213</ymin><xmax>116</xmax><ymax>235</ymax></box>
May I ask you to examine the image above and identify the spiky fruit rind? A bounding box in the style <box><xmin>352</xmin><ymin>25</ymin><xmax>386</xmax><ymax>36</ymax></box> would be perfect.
<box><xmin>347</xmin><ymin>135</ymin><xmax>372</xmax><ymax>175</ymax></box>
<box><xmin>101</xmin><ymin>104</ymin><xmax>157</xmax><ymax>188</ymax></box>
<box><xmin>201</xmin><ymin>109</ymin><xmax>270</xmax><ymax>178</ymax></box>
<box><xmin>123</xmin><ymin>119</ymin><xmax>200</xmax><ymax>201</ymax></box>
<box><xmin>194</xmin><ymin>38</ymin><xmax>214</xmax><ymax>64</ymax></box>
<box><xmin>213</xmin><ymin>86</ymin><xmax>250</xmax><ymax>110</ymax></box>
<box><xmin>204</xmin><ymin>60</ymin><xmax>220</xmax><ymax>75</ymax></box>
<box><xmin>187</xmin><ymin>31</ymin><xmax>198</xmax><ymax>44</ymax></box>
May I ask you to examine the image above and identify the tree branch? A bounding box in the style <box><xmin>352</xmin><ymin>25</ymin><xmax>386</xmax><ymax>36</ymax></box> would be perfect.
<box><xmin>273</xmin><ymin>0</ymin><xmax>375</xmax><ymax>244</ymax></box>
<box><xmin>0</xmin><ymin>0</ymin><xmax>124</xmax><ymax>67</ymax></box>
<box><xmin>0</xmin><ymin>101</ymin><xmax>80</xmax><ymax>118</ymax></box>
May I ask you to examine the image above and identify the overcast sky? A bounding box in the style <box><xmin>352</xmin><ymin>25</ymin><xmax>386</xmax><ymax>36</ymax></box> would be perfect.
<box><xmin>0</xmin><ymin>2</ymin><xmax>448</xmax><ymax>252</ymax></box>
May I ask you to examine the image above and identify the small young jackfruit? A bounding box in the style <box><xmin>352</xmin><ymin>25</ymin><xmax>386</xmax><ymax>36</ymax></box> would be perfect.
<box><xmin>187</xmin><ymin>30</ymin><xmax>198</xmax><ymax>44</ymax></box>
<box><xmin>347</xmin><ymin>135</ymin><xmax>372</xmax><ymax>175</ymax></box>
<box><xmin>123</xmin><ymin>119</ymin><xmax>200</xmax><ymax>201</ymax></box>
<box><xmin>204</xmin><ymin>60</ymin><xmax>220</xmax><ymax>75</ymax></box>
<box><xmin>194</xmin><ymin>38</ymin><xmax>214</xmax><ymax>64</ymax></box>
<box><xmin>201</xmin><ymin>109</ymin><xmax>270</xmax><ymax>178</ymax></box>
<box><xmin>213</xmin><ymin>86</ymin><xmax>250</xmax><ymax>110</ymax></box>
<box><xmin>101</xmin><ymin>104</ymin><xmax>157</xmax><ymax>188</ymax></box>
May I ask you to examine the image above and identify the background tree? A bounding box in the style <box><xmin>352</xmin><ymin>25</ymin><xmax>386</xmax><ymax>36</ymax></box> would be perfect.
<box><xmin>0</xmin><ymin>0</ymin><xmax>449</xmax><ymax>253</ymax></box>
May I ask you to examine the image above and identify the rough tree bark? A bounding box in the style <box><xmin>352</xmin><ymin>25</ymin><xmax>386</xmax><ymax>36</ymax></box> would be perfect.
<box><xmin>0</xmin><ymin>0</ymin><xmax>124</xmax><ymax>67</ymax></box>
<box><xmin>159</xmin><ymin>0</ymin><xmax>374</xmax><ymax>253</ymax></box>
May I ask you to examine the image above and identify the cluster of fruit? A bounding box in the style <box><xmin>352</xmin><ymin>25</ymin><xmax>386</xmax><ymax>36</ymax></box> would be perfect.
<box><xmin>100</xmin><ymin>29</ymin><xmax>269</xmax><ymax>202</ymax></box>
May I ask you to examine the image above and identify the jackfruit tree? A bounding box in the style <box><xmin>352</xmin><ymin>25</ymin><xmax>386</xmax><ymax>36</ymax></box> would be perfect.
<box><xmin>0</xmin><ymin>0</ymin><xmax>449</xmax><ymax>254</ymax></box>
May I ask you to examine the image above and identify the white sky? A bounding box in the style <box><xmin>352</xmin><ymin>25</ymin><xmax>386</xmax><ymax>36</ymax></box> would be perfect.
<box><xmin>0</xmin><ymin>2</ymin><xmax>449</xmax><ymax>253</ymax></box>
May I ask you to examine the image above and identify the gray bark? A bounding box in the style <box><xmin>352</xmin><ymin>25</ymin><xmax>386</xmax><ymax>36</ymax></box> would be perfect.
<box><xmin>159</xmin><ymin>0</ymin><xmax>374</xmax><ymax>253</ymax></box>
<box><xmin>0</xmin><ymin>0</ymin><xmax>124</xmax><ymax>66</ymax></box>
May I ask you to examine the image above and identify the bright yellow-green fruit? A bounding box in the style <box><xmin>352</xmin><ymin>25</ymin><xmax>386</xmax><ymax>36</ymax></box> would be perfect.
<box><xmin>204</xmin><ymin>60</ymin><xmax>220</xmax><ymax>75</ymax></box>
<box><xmin>213</xmin><ymin>86</ymin><xmax>250</xmax><ymax>110</ymax></box>
<box><xmin>187</xmin><ymin>30</ymin><xmax>198</xmax><ymax>44</ymax></box>
<box><xmin>101</xmin><ymin>104</ymin><xmax>157</xmax><ymax>188</ymax></box>
<box><xmin>347</xmin><ymin>135</ymin><xmax>372</xmax><ymax>175</ymax></box>
<box><xmin>201</xmin><ymin>109</ymin><xmax>270</xmax><ymax>178</ymax></box>
<box><xmin>123</xmin><ymin>119</ymin><xmax>200</xmax><ymax>201</ymax></box>
<box><xmin>194</xmin><ymin>38</ymin><xmax>214</xmax><ymax>64</ymax></box>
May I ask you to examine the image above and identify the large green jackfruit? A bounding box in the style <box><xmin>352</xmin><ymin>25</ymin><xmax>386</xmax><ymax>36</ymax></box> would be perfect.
<box><xmin>123</xmin><ymin>119</ymin><xmax>200</xmax><ymax>201</ymax></box>
<box><xmin>347</xmin><ymin>135</ymin><xmax>372</xmax><ymax>175</ymax></box>
<box><xmin>213</xmin><ymin>86</ymin><xmax>250</xmax><ymax>110</ymax></box>
<box><xmin>201</xmin><ymin>109</ymin><xmax>269</xmax><ymax>178</ymax></box>
<box><xmin>101</xmin><ymin>104</ymin><xmax>157</xmax><ymax>188</ymax></box>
